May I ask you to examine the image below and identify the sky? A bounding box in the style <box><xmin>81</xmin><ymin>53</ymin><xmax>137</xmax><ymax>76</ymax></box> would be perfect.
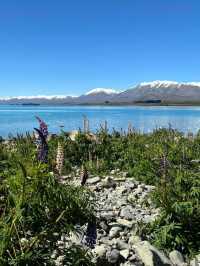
<box><xmin>0</xmin><ymin>0</ymin><xmax>200</xmax><ymax>97</ymax></box>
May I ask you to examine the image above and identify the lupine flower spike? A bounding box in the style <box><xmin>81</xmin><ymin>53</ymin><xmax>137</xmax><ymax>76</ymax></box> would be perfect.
<box><xmin>85</xmin><ymin>220</ymin><xmax>97</xmax><ymax>249</ymax></box>
<box><xmin>34</xmin><ymin>128</ymin><xmax>48</xmax><ymax>163</ymax></box>
<box><xmin>35</xmin><ymin>116</ymin><xmax>48</xmax><ymax>139</ymax></box>
<box><xmin>80</xmin><ymin>164</ymin><xmax>88</xmax><ymax>186</ymax></box>
<box><xmin>34</xmin><ymin>116</ymin><xmax>48</xmax><ymax>163</ymax></box>
<box><xmin>56</xmin><ymin>142</ymin><xmax>64</xmax><ymax>175</ymax></box>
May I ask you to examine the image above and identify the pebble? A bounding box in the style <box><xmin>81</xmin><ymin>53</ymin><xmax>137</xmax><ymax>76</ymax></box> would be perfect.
<box><xmin>52</xmin><ymin>171</ymin><xmax>192</xmax><ymax>266</ymax></box>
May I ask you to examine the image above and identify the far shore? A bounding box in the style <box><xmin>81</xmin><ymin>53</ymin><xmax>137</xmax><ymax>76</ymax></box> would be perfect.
<box><xmin>1</xmin><ymin>102</ymin><xmax>200</xmax><ymax>107</ymax></box>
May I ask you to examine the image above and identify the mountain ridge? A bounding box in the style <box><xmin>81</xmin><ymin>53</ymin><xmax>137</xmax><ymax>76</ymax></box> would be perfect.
<box><xmin>1</xmin><ymin>81</ymin><xmax>200</xmax><ymax>105</ymax></box>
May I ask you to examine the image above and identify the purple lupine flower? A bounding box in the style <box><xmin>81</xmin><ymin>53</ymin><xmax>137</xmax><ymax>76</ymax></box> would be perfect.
<box><xmin>34</xmin><ymin>128</ymin><xmax>48</xmax><ymax>163</ymax></box>
<box><xmin>84</xmin><ymin>221</ymin><xmax>97</xmax><ymax>249</ymax></box>
<box><xmin>35</xmin><ymin>116</ymin><xmax>48</xmax><ymax>139</ymax></box>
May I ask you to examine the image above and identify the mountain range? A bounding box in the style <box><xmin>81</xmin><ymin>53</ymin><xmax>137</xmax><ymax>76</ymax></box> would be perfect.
<box><xmin>1</xmin><ymin>81</ymin><xmax>200</xmax><ymax>105</ymax></box>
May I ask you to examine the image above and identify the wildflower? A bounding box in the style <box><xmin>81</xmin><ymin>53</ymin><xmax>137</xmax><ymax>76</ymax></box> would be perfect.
<box><xmin>84</xmin><ymin>220</ymin><xmax>97</xmax><ymax>249</ymax></box>
<box><xmin>34</xmin><ymin>128</ymin><xmax>48</xmax><ymax>163</ymax></box>
<box><xmin>56</xmin><ymin>142</ymin><xmax>64</xmax><ymax>175</ymax></box>
<box><xmin>35</xmin><ymin>116</ymin><xmax>48</xmax><ymax>139</ymax></box>
<box><xmin>80</xmin><ymin>165</ymin><xmax>88</xmax><ymax>186</ymax></box>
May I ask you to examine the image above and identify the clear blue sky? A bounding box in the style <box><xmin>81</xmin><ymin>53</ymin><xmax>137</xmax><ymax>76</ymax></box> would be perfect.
<box><xmin>0</xmin><ymin>0</ymin><xmax>200</xmax><ymax>96</ymax></box>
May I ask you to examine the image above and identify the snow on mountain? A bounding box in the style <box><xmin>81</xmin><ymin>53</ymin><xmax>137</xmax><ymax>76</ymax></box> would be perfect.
<box><xmin>1</xmin><ymin>81</ymin><xmax>200</xmax><ymax>105</ymax></box>
<box><xmin>114</xmin><ymin>80</ymin><xmax>200</xmax><ymax>103</ymax></box>
<box><xmin>139</xmin><ymin>80</ymin><xmax>200</xmax><ymax>89</ymax></box>
<box><xmin>85</xmin><ymin>88</ymin><xmax>118</xmax><ymax>95</ymax></box>
<box><xmin>0</xmin><ymin>95</ymin><xmax>73</xmax><ymax>101</ymax></box>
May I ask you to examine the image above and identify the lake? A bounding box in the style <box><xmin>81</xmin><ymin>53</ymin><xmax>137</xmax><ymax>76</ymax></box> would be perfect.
<box><xmin>1</xmin><ymin>105</ymin><xmax>200</xmax><ymax>137</ymax></box>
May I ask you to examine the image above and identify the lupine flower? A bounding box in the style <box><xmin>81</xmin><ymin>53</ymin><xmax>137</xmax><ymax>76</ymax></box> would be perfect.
<box><xmin>56</xmin><ymin>142</ymin><xmax>64</xmax><ymax>175</ymax></box>
<box><xmin>84</xmin><ymin>220</ymin><xmax>97</xmax><ymax>249</ymax></box>
<box><xmin>80</xmin><ymin>165</ymin><xmax>88</xmax><ymax>186</ymax></box>
<box><xmin>35</xmin><ymin>116</ymin><xmax>48</xmax><ymax>139</ymax></box>
<box><xmin>34</xmin><ymin>128</ymin><xmax>48</xmax><ymax>163</ymax></box>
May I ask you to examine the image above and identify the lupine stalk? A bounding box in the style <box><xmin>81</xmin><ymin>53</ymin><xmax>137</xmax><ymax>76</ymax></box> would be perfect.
<box><xmin>34</xmin><ymin>128</ymin><xmax>48</xmax><ymax>163</ymax></box>
<box><xmin>85</xmin><ymin>220</ymin><xmax>97</xmax><ymax>249</ymax></box>
<box><xmin>35</xmin><ymin>116</ymin><xmax>48</xmax><ymax>139</ymax></box>
<box><xmin>34</xmin><ymin>117</ymin><xmax>48</xmax><ymax>163</ymax></box>
<box><xmin>56</xmin><ymin>142</ymin><xmax>64</xmax><ymax>175</ymax></box>
<box><xmin>80</xmin><ymin>164</ymin><xmax>96</xmax><ymax>248</ymax></box>
<box><xmin>80</xmin><ymin>165</ymin><xmax>88</xmax><ymax>186</ymax></box>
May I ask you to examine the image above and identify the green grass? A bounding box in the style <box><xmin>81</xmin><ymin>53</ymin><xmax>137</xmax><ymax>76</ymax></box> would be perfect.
<box><xmin>0</xmin><ymin>126</ymin><xmax>200</xmax><ymax>263</ymax></box>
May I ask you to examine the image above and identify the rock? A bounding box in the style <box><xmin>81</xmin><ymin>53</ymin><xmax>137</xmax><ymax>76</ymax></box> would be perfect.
<box><xmin>120</xmin><ymin>206</ymin><xmax>135</xmax><ymax>220</ymax></box>
<box><xmin>116</xmin><ymin>186</ymin><xmax>127</xmax><ymax>194</ymax></box>
<box><xmin>87</xmin><ymin>176</ymin><xmax>101</xmax><ymax>184</ymax></box>
<box><xmin>55</xmin><ymin>255</ymin><xmax>65</xmax><ymax>266</ymax></box>
<box><xmin>106</xmin><ymin>249</ymin><xmax>120</xmax><ymax>264</ymax></box>
<box><xmin>67</xmin><ymin>231</ymin><xmax>82</xmax><ymax>245</ymax></box>
<box><xmin>124</xmin><ymin>181</ymin><xmax>137</xmax><ymax>190</ymax></box>
<box><xmin>191</xmin><ymin>159</ymin><xmax>200</xmax><ymax>163</ymax></box>
<box><xmin>109</xmin><ymin>226</ymin><xmax>122</xmax><ymax>239</ymax></box>
<box><xmin>117</xmin><ymin>199</ymin><xmax>128</xmax><ymax>206</ymax></box>
<box><xmin>116</xmin><ymin>218</ymin><xmax>135</xmax><ymax>229</ymax></box>
<box><xmin>120</xmin><ymin>249</ymin><xmax>129</xmax><ymax>259</ymax></box>
<box><xmin>93</xmin><ymin>244</ymin><xmax>107</xmax><ymax>258</ymax></box>
<box><xmin>121</xmin><ymin>262</ymin><xmax>138</xmax><ymax>266</ymax></box>
<box><xmin>114</xmin><ymin>176</ymin><xmax>126</xmax><ymax>182</ymax></box>
<box><xmin>134</xmin><ymin>241</ymin><xmax>172</xmax><ymax>266</ymax></box>
<box><xmin>169</xmin><ymin>250</ymin><xmax>185</xmax><ymax>266</ymax></box>
<box><xmin>102</xmin><ymin>177</ymin><xmax>116</xmax><ymax>188</ymax></box>
<box><xmin>99</xmin><ymin>237</ymin><xmax>112</xmax><ymax>245</ymax></box>
<box><xmin>122</xmin><ymin>172</ymin><xmax>128</xmax><ymax>178</ymax></box>
<box><xmin>127</xmin><ymin>194</ymin><xmax>137</xmax><ymax>203</ymax></box>
<box><xmin>128</xmin><ymin>254</ymin><xmax>137</xmax><ymax>262</ymax></box>
<box><xmin>190</xmin><ymin>258</ymin><xmax>198</xmax><ymax>266</ymax></box>
<box><xmin>145</xmin><ymin>185</ymin><xmax>155</xmax><ymax>192</ymax></box>
<box><xmin>128</xmin><ymin>235</ymin><xmax>141</xmax><ymax>246</ymax></box>
<box><xmin>99</xmin><ymin>221</ymin><xmax>109</xmax><ymax>231</ymax></box>
<box><xmin>134</xmin><ymin>187</ymin><xmax>143</xmax><ymax>195</ymax></box>
<box><xmin>111</xmin><ymin>170</ymin><xmax>116</xmax><ymax>174</ymax></box>
<box><xmin>117</xmin><ymin>239</ymin><xmax>129</xmax><ymax>250</ymax></box>
<box><xmin>100</xmin><ymin>211</ymin><xmax>115</xmax><ymax>221</ymax></box>
<box><xmin>196</xmin><ymin>254</ymin><xmax>200</xmax><ymax>262</ymax></box>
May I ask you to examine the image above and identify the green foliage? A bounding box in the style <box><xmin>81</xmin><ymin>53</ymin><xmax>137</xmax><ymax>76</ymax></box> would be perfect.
<box><xmin>1</xmin><ymin>126</ymin><xmax>200</xmax><ymax>261</ymax></box>
<box><xmin>0</xmin><ymin>135</ymin><xmax>95</xmax><ymax>265</ymax></box>
<box><xmin>48</xmin><ymin>126</ymin><xmax>199</xmax><ymax>257</ymax></box>
<box><xmin>148</xmin><ymin>167</ymin><xmax>200</xmax><ymax>256</ymax></box>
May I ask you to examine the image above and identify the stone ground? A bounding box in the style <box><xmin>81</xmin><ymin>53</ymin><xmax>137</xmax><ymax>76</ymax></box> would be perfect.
<box><xmin>54</xmin><ymin>170</ymin><xmax>200</xmax><ymax>266</ymax></box>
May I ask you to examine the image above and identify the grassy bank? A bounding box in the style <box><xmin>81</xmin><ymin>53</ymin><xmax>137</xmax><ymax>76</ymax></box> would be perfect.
<box><xmin>0</xmin><ymin>123</ymin><xmax>200</xmax><ymax>264</ymax></box>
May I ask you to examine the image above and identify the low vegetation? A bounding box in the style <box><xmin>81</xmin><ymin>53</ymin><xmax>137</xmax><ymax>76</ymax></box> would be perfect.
<box><xmin>0</xmin><ymin>120</ymin><xmax>200</xmax><ymax>264</ymax></box>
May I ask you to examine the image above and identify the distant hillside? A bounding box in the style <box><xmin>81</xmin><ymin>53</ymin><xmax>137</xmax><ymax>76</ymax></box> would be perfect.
<box><xmin>113</xmin><ymin>81</ymin><xmax>200</xmax><ymax>104</ymax></box>
<box><xmin>1</xmin><ymin>81</ymin><xmax>200</xmax><ymax>105</ymax></box>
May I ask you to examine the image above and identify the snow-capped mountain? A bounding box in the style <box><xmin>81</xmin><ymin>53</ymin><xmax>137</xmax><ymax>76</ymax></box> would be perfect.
<box><xmin>1</xmin><ymin>81</ymin><xmax>200</xmax><ymax>105</ymax></box>
<box><xmin>0</xmin><ymin>95</ymin><xmax>76</xmax><ymax>105</ymax></box>
<box><xmin>75</xmin><ymin>88</ymin><xmax>119</xmax><ymax>104</ymax></box>
<box><xmin>85</xmin><ymin>88</ymin><xmax>118</xmax><ymax>95</ymax></box>
<box><xmin>114</xmin><ymin>80</ymin><xmax>200</xmax><ymax>103</ymax></box>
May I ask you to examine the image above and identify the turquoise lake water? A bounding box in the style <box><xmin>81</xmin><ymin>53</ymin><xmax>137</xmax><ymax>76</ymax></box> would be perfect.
<box><xmin>1</xmin><ymin>105</ymin><xmax>200</xmax><ymax>137</ymax></box>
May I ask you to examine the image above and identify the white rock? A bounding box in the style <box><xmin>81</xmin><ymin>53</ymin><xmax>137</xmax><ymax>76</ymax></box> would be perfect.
<box><xmin>128</xmin><ymin>235</ymin><xmax>141</xmax><ymax>246</ymax></box>
<box><xmin>116</xmin><ymin>218</ymin><xmax>135</xmax><ymax>229</ymax></box>
<box><xmin>134</xmin><ymin>241</ymin><xmax>172</xmax><ymax>266</ymax></box>
<box><xmin>102</xmin><ymin>176</ymin><xmax>116</xmax><ymax>188</ymax></box>
<box><xmin>87</xmin><ymin>176</ymin><xmax>101</xmax><ymax>184</ymax></box>
<box><xmin>109</xmin><ymin>226</ymin><xmax>122</xmax><ymax>239</ymax></box>
<box><xmin>117</xmin><ymin>239</ymin><xmax>129</xmax><ymax>250</ymax></box>
<box><xmin>190</xmin><ymin>258</ymin><xmax>199</xmax><ymax>266</ymax></box>
<box><xmin>106</xmin><ymin>249</ymin><xmax>120</xmax><ymax>264</ymax></box>
<box><xmin>93</xmin><ymin>244</ymin><xmax>107</xmax><ymax>257</ymax></box>
<box><xmin>120</xmin><ymin>206</ymin><xmax>135</xmax><ymax>220</ymax></box>
<box><xmin>169</xmin><ymin>250</ymin><xmax>185</xmax><ymax>266</ymax></box>
<box><xmin>120</xmin><ymin>249</ymin><xmax>129</xmax><ymax>259</ymax></box>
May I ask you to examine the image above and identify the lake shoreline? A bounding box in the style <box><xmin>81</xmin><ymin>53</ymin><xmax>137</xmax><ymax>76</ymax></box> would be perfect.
<box><xmin>2</xmin><ymin>102</ymin><xmax>200</xmax><ymax>107</ymax></box>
